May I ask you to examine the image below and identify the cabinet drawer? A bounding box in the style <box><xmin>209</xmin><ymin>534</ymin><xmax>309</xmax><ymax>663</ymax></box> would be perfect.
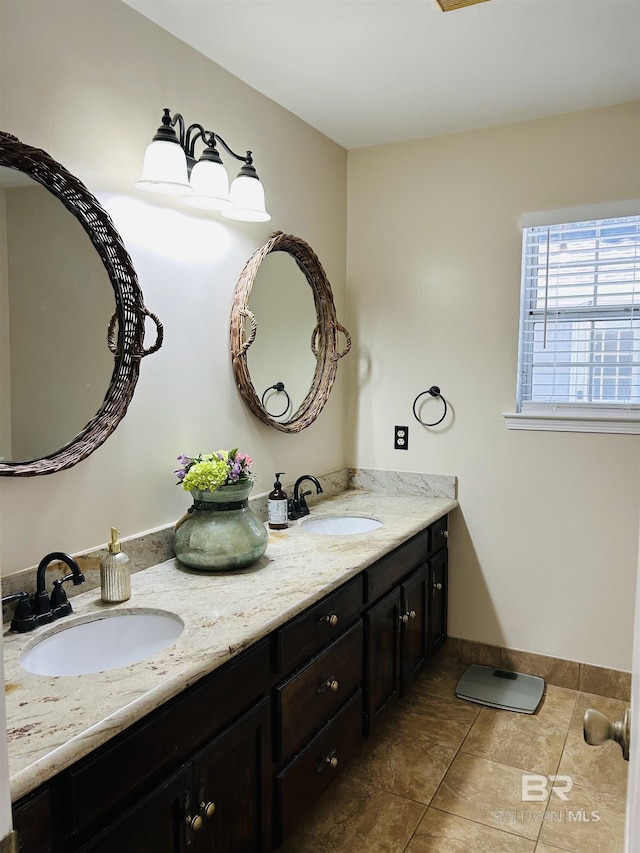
<box><xmin>275</xmin><ymin>620</ymin><xmax>363</xmax><ymax>763</ymax></box>
<box><xmin>275</xmin><ymin>690</ymin><xmax>362</xmax><ymax>845</ymax></box>
<box><xmin>364</xmin><ymin>528</ymin><xmax>429</xmax><ymax>603</ymax></box>
<box><xmin>274</xmin><ymin>576</ymin><xmax>362</xmax><ymax>673</ymax></box>
<box><xmin>428</xmin><ymin>515</ymin><xmax>448</xmax><ymax>557</ymax></box>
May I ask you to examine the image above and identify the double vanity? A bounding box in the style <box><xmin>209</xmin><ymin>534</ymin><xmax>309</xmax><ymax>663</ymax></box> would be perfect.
<box><xmin>0</xmin><ymin>128</ymin><xmax>455</xmax><ymax>852</ymax></box>
<box><xmin>4</xmin><ymin>487</ymin><xmax>456</xmax><ymax>852</ymax></box>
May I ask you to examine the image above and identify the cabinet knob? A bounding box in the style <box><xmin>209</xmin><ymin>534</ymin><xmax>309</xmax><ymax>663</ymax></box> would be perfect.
<box><xmin>318</xmin><ymin>677</ymin><xmax>339</xmax><ymax>694</ymax></box>
<box><xmin>584</xmin><ymin>707</ymin><xmax>630</xmax><ymax>760</ymax></box>
<box><xmin>317</xmin><ymin>749</ymin><xmax>339</xmax><ymax>773</ymax></box>
<box><xmin>433</xmin><ymin>582</ymin><xmax>443</xmax><ymax>591</ymax></box>
<box><xmin>442</xmin><ymin>529</ymin><xmax>448</xmax><ymax>539</ymax></box>
<box><xmin>186</xmin><ymin>814</ymin><xmax>203</xmax><ymax>832</ymax></box>
<box><xmin>200</xmin><ymin>801</ymin><xmax>216</xmax><ymax>819</ymax></box>
<box><xmin>401</xmin><ymin>610</ymin><xmax>416</xmax><ymax>624</ymax></box>
<box><xmin>323</xmin><ymin>613</ymin><xmax>339</xmax><ymax>626</ymax></box>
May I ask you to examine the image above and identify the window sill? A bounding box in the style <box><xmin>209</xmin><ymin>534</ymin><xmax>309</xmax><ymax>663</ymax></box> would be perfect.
<box><xmin>503</xmin><ymin>411</ymin><xmax>640</xmax><ymax>434</ymax></box>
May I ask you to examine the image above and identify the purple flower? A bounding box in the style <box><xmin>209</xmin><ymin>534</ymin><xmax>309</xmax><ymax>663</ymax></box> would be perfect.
<box><xmin>228</xmin><ymin>461</ymin><xmax>242</xmax><ymax>482</ymax></box>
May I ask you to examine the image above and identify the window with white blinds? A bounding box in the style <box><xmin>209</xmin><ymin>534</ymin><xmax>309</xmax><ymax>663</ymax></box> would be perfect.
<box><xmin>517</xmin><ymin>214</ymin><xmax>640</xmax><ymax>414</ymax></box>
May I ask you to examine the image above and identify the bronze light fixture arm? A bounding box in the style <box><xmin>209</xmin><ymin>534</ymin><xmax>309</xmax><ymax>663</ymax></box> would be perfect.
<box><xmin>155</xmin><ymin>108</ymin><xmax>253</xmax><ymax>171</ymax></box>
<box><xmin>138</xmin><ymin>108</ymin><xmax>270</xmax><ymax>220</ymax></box>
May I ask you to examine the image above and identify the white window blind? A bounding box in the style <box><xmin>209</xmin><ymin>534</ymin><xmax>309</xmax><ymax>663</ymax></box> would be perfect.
<box><xmin>517</xmin><ymin>214</ymin><xmax>640</xmax><ymax>411</ymax></box>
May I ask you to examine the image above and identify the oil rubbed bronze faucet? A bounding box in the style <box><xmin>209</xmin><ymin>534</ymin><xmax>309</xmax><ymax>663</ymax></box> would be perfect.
<box><xmin>4</xmin><ymin>552</ymin><xmax>86</xmax><ymax>633</ymax></box>
<box><xmin>288</xmin><ymin>475</ymin><xmax>323</xmax><ymax>520</ymax></box>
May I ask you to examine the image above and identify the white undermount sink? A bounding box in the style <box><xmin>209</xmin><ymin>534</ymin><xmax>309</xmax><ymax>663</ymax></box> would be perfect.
<box><xmin>301</xmin><ymin>515</ymin><xmax>383</xmax><ymax>536</ymax></box>
<box><xmin>19</xmin><ymin>609</ymin><xmax>184</xmax><ymax>677</ymax></box>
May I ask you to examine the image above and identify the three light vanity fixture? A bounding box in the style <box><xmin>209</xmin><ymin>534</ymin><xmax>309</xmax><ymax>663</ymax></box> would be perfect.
<box><xmin>136</xmin><ymin>108</ymin><xmax>270</xmax><ymax>222</ymax></box>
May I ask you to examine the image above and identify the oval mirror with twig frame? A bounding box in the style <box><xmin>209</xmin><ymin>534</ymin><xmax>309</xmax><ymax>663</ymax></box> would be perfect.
<box><xmin>230</xmin><ymin>232</ymin><xmax>350</xmax><ymax>433</ymax></box>
<box><xmin>0</xmin><ymin>131</ymin><xmax>163</xmax><ymax>476</ymax></box>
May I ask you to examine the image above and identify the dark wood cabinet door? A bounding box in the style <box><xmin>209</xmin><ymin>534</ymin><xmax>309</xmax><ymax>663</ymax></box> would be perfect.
<box><xmin>428</xmin><ymin>548</ymin><xmax>448</xmax><ymax>657</ymax></box>
<box><xmin>400</xmin><ymin>564</ymin><xmax>428</xmax><ymax>693</ymax></box>
<box><xmin>66</xmin><ymin>640</ymin><xmax>271</xmax><ymax>836</ymax></box>
<box><xmin>364</xmin><ymin>586</ymin><xmax>401</xmax><ymax>734</ymax></box>
<box><xmin>76</xmin><ymin>763</ymin><xmax>192</xmax><ymax>853</ymax></box>
<box><xmin>12</xmin><ymin>788</ymin><xmax>55</xmax><ymax>853</ymax></box>
<box><xmin>193</xmin><ymin>698</ymin><xmax>272</xmax><ymax>853</ymax></box>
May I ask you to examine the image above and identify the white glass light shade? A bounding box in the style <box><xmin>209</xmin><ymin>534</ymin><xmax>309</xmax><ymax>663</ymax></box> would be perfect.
<box><xmin>135</xmin><ymin>140</ymin><xmax>192</xmax><ymax>195</ymax></box>
<box><xmin>182</xmin><ymin>159</ymin><xmax>230</xmax><ymax>211</ymax></box>
<box><xmin>223</xmin><ymin>175</ymin><xmax>271</xmax><ymax>222</ymax></box>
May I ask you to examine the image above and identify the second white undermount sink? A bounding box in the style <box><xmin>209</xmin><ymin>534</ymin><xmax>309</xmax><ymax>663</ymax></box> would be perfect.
<box><xmin>19</xmin><ymin>609</ymin><xmax>184</xmax><ymax>677</ymax></box>
<box><xmin>301</xmin><ymin>515</ymin><xmax>383</xmax><ymax>536</ymax></box>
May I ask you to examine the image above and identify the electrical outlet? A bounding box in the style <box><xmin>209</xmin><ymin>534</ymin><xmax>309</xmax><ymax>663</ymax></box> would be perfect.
<box><xmin>394</xmin><ymin>425</ymin><xmax>409</xmax><ymax>450</ymax></box>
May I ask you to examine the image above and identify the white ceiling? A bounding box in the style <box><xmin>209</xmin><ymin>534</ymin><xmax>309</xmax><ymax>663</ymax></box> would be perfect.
<box><xmin>124</xmin><ymin>0</ymin><xmax>640</xmax><ymax>149</ymax></box>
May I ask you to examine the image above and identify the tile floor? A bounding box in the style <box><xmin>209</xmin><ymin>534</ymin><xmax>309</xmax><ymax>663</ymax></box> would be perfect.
<box><xmin>279</xmin><ymin>656</ymin><xmax>629</xmax><ymax>853</ymax></box>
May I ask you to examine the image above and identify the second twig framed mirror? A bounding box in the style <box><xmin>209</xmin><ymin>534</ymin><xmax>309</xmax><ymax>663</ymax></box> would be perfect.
<box><xmin>230</xmin><ymin>232</ymin><xmax>350</xmax><ymax>433</ymax></box>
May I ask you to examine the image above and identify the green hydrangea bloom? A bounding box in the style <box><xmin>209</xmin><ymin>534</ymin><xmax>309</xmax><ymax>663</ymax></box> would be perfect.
<box><xmin>182</xmin><ymin>459</ymin><xmax>229</xmax><ymax>492</ymax></box>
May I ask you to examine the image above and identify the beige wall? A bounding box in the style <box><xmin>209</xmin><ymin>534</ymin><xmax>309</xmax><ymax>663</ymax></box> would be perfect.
<box><xmin>347</xmin><ymin>102</ymin><xmax>640</xmax><ymax>671</ymax></box>
<box><xmin>0</xmin><ymin>0</ymin><xmax>348</xmax><ymax>575</ymax></box>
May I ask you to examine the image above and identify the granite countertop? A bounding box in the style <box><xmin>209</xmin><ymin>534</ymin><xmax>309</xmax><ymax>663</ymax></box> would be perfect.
<box><xmin>4</xmin><ymin>488</ymin><xmax>456</xmax><ymax>802</ymax></box>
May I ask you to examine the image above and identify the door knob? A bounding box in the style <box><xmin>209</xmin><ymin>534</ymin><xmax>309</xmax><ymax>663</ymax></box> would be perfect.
<box><xmin>583</xmin><ymin>707</ymin><xmax>630</xmax><ymax>760</ymax></box>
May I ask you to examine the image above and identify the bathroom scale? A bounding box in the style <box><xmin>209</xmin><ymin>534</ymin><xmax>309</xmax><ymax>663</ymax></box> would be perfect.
<box><xmin>455</xmin><ymin>664</ymin><xmax>545</xmax><ymax>714</ymax></box>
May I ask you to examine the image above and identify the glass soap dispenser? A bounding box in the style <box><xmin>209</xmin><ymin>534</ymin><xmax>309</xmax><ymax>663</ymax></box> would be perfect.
<box><xmin>101</xmin><ymin>527</ymin><xmax>131</xmax><ymax>603</ymax></box>
<box><xmin>268</xmin><ymin>473</ymin><xmax>288</xmax><ymax>530</ymax></box>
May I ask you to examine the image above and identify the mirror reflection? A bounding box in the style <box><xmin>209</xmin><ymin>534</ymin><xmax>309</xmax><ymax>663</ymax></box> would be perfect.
<box><xmin>230</xmin><ymin>231</ymin><xmax>350</xmax><ymax>433</ymax></box>
<box><xmin>246</xmin><ymin>252</ymin><xmax>317</xmax><ymax>421</ymax></box>
<box><xmin>0</xmin><ymin>166</ymin><xmax>115</xmax><ymax>463</ymax></box>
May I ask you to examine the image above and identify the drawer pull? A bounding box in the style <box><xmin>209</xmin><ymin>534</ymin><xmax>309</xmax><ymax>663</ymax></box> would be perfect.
<box><xmin>319</xmin><ymin>613</ymin><xmax>339</xmax><ymax>627</ymax></box>
<box><xmin>401</xmin><ymin>610</ymin><xmax>416</xmax><ymax>624</ymax></box>
<box><xmin>201</xmin><ymin>801</ymin><xmax>216</xmax><ymax>819</ymax></box>
<box><xmin>433</xmin><ymin>582</ymin><xmax>443</xmax><ymax>591</ymax></box>
<box><xmin>318</xmin><ymin>677</ymin><xmax>339</xmax><ymax>694</ymax></box>
<box><xmin>186</xmin><ymin>813</ymin><xmax>203</xmax><ymax>832</ymax></box>
<box><xmin>317</xmin><ymin>749</ymin><xmax>339</xmax><ymax>772</ymax></box>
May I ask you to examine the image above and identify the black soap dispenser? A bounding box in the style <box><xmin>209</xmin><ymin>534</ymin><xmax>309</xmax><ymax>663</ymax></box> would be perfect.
<box><xmin>268</xmin><ymin>473</ymin><xmax>288</xmax><ymax>530</ymax></box>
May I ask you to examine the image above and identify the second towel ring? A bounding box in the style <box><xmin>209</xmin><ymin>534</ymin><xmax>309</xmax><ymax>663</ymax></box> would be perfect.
<box><xmin>261</xmin><ymin>382</ymin><xmax>291</xmax><ymax>419</ymax></box>
<box><xmin>413</xmin><ymin>385</ymin><xmax>448</xmax><ymax>427</ymax></box>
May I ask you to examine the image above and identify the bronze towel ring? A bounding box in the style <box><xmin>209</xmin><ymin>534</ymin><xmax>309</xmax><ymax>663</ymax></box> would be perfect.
<box><xmin>412</xmin><ymin>386</ymin><xmax>448</xmax><ymax>427</ymax></box>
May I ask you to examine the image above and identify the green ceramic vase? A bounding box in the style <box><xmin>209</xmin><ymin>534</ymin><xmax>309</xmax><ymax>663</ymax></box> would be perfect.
<box><xmin>174</xmin><ymin>481</ymin><xmax>268</xmax><ymax>571</ymax></box>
